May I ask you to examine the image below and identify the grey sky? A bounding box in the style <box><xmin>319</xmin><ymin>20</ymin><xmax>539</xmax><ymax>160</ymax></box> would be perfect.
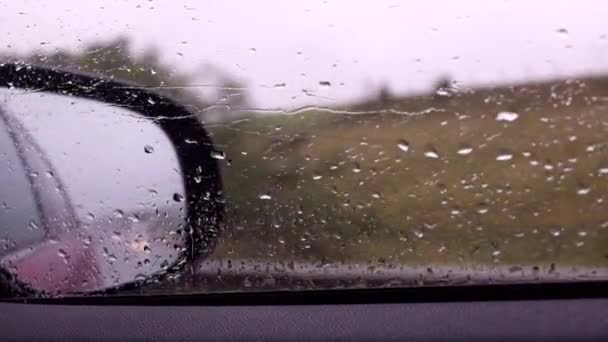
<box><xmin>2</xmin><ymin>0</ymin><xmax>608</xmax><ymax>108</ymax></box>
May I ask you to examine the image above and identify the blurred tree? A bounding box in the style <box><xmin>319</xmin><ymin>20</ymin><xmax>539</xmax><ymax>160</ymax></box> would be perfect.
<box><xmin>0</xmin><ymin>36</ymin><xmax>247</xmax><ymax>123</ymax></box>
<box><xmin>377</xmin><ymin>83</ymin><xmax>392</xmax><ymax>102</ymax></box>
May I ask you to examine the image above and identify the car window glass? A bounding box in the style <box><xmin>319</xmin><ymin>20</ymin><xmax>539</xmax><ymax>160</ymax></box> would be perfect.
<box><xmin>2</xmin><ymin>0</ymin><xmax>608</xmax><ymax>296</ymax></box>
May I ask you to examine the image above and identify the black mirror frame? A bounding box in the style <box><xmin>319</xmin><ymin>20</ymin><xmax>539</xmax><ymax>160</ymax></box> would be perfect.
<box><xmin>0</xmin><ymin>62</ymin><xmax>224</xmax><ymax>297</ymax></box>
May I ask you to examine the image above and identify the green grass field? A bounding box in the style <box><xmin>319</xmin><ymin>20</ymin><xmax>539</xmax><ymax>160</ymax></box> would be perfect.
<box><xmin>206</xmin><ymin>76</ymin><xmax>608</xmax><ymax>267</ymax></box>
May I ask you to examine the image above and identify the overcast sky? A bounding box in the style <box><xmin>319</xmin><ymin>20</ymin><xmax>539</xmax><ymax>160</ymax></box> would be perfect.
<box><xmin>2</xmin><ymin>0</ymin><xmax>608</xmax><ymax>108</ymax></box>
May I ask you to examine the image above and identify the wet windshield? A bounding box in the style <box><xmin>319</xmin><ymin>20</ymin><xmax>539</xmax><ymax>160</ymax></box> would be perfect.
<box><xmin>1</xmin><ymin>0</ymin><xmax>608</xmax><ymax>296</ymax></box>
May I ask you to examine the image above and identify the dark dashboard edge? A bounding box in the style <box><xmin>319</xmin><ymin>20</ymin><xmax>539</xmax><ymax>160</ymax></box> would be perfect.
<box><xmin>3</xmin><ymin>280</ymin><xmax>607</xmax><ymax>306</ymax></box>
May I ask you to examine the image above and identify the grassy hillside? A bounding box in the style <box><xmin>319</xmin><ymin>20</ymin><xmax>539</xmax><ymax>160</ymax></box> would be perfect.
<box><xmin>206</xmin><ymin>76</ymin><xmax>608</xmax><ymax>267</ymax></box>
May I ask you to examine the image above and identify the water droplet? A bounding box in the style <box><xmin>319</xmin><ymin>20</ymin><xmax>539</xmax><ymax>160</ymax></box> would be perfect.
<box><xmin>259</xmin><ymin>194</ymin><xmax>272</xmax><ymax>200</ymax></box>
<box><xmin>549</xmin><ymin>227</ymin><xmax>563</xmax><ymax>237</ymax></box>
<box><xmin>577</xmin><ymin>187</ymin><xmax>591</xmax><ymax>195</ymax></box>
<box><xmin>113</xmin><ymin>209</ymin><xmax>124</xmax><ymax>218</ymax></box>
<box><xmin>435</xmin><ymin>88</ymin><xmax>451</xmax><ymax>97</ymax></box>
<box><xmin>352</xmin><ymin>163</ymin><xmax>361</xmax><ymax>173</ymax></box>
<box><xmin>146</xmin><ymin>98</ymin><xmax>156</xmax><ymax>105</ymax></box>
<box><xmin>424</xmin><ymin>147</ymin><xmax>440</xmax><ymax>159</ymax></box>
<box><xmin>111</xmin><ymin>231</ymin><xmax>121</xmax><ymax>240</ymax></box>
<box><xmin>128</xmin><ymin>215</ymin><xmax>140</xmax><ymax>223</ymax></box>
<box><xmin>412</xmin><ymin>229</ymin><xmax>424</xmax><ymax>239</ymax></box>
<box><xmin>242</xmin><ymin>277</ymin><xmax>253</xmax><ymax>287</ymax></box>
<box><xmin>82</xmin><ymin>236</ymin><xmax>92</xmax><ymax>246</ymax></box>
<box><xmin>144</xmin><ymin>145</ymin><xmax>154</xmax><ymax>154</ymax></box>
<box><xmin>372</xmin><ymin>192</ymin><xmax>381</xmax><ymax>199</ymax></box>
<box><xmin>598</xmin><ymin>167</ymin><xmax>608</xmax><ymax>175</ymax></box>
<box><xmin>319</xmin><ymin>81</ymin><xmax>331</xmax><ymax>87</ymax></box>
<box><xmin>477</xmin><ymin>206</ymin><xmax>489</xmax><ymax>214</ymax></box>
<box><xmin>496</xmin><ymin>111</ymin><xmax>519</xmax><ymax>122</ymax></box>
<box><xmin>57</xmin><ymin>248</ymin><xmax>69</xmax><ymax>260</ymax></box>
<box><xmin>210</xmin><ymin>150</ymin><xmax>226</xmax><ymax>160</ymax></box>
<box><xmin>397</xmin><ymin>140</ymin><xmax>410</xmax><ymax>153</ymax></box>
<box><xmin>27</xmin><ymin>220</ymin><xmax>40</xmax><ymax>230</ymax></box>
<box><xmin>457</xmin><ymin>145</ymin><xmax>473</xmax><ymax>155</ymax></box>
<box><xmin>312</xmin><ymin>174</ymin><xmax>323</xmax><ymax>180</ymax></box>
<box><xmin>173</xmin><ymin>193</ymin><xmax>184</xmax><ymax>202</ymax></box>
<box><xmin>496</xmin><ymin>152</ymin><xmax>513</xmax><ymax>161</ymax></box>
<box><xmin>556</xmin><ymin>28</ymin><xmax>569</xmax><ymax>36</ymax></box>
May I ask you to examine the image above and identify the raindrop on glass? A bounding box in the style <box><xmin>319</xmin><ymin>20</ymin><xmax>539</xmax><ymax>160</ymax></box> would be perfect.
<box><xmin>577</xmin><ymin>187</ymin><xmax>591</xmax><ymax>195</ymax></box>
<box><xmin>496</xmin><ymin>152</ymin><xmax>513</xmax><ymax>161</ymax></box>
<box><xmin>397</xmin><ymin>140</ymin><xmax>410</xmax><ymax>153</ymax></box>
<box><xmin>549</xmin><ymin>227</ymin><xmax>563</xmax><ymax>237</ymax></box>
<box><xmin>210</xmin><ymin>150</ymin><xmax>226</xmax><ymax>160</ymax></box>
<box><xmin>57</xmin><ymin>248</ymin><xmax>69</xmax><ymax>259</ymax></box>
<box><xmin>173</xmin><ymin>193</ymin><xmax>184</xmax><ymax>203</ymax></box>
<box><xmin>435</xmin><ymin>88</ymin><xmax>451</xmax><ymax>97</ymax></box>
<box><xmin>457</xmin><ymin>145</ymin><xmax>473</xmax><ymax>155</ymax></box>
<box><xmin>424</xmin><ymin>147</ymin><xmax>440</xmax><ymax>159</ymax></box>
<box><xmin>477</xmin><ymin>206</ymin><xmax>489</xmax><ymax>214</ymax></box>
<box><xmin>495</xmin><ymin>111</ymin><xmax>519</xmax><ymax>122</ymax></box>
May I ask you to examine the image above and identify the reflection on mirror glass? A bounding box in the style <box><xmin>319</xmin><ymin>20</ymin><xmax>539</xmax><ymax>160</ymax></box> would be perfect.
<box><xmin>2</xmin><ymin>0</ymin><xmax>608</xmax><ymax>297</ymax></box>
<box><xmin>0</xmin><ymin>89</ymin><xmax>186</xmax><ymax>294</ymax></box>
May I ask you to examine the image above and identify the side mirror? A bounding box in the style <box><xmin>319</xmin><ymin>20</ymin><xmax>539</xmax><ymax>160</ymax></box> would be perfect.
<box><xmin>0</xmin><ymin>63</ymin><xmax>223</xmax><ymax>296</ymax></box>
